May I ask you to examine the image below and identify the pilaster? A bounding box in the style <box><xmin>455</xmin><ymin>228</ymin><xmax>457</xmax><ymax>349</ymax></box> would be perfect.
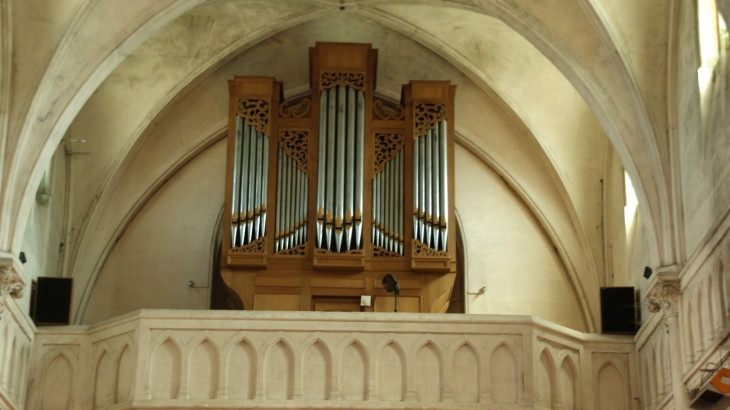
<box><xmin>645</xmin><ymin>272</ymin><xmax>689</xmax><ymax>409</ymax></box>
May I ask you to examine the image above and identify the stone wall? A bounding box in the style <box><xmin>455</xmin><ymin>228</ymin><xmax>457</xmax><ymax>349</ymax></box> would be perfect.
<box><xmin>27</xmin><ymin>311</ymin><xmax>636</xmax><ymax>410</ymax></box>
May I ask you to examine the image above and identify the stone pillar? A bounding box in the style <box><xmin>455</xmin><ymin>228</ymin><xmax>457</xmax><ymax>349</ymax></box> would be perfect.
<box><xmin>646</xmin><ymin>276</ymin><xmax>690</xmax><ymax>409</ymax></box>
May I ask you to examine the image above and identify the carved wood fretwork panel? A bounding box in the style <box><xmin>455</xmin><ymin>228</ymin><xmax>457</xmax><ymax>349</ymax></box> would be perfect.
<box><xmin>279</xmin><ymin>98</ymin><xmax>311</xmax><ymax>118</ymax></box>
<box><xmin>373</xmin><ymin>99</ymin><xmax>405</xmax><ymax>120</ymax></box>
<box><xmin>237</xmin><ymin>99</ymin><xmax>270</xmax><ymax>134</ymax></box>
<box><xmin>320</xmin><ymin>72</ymin><xmax>365</xmax><ymax>91</ymax></box>
<box><xmin>230</xmin><ymin>236</ymin><xmax>266</xmax><ymax>254</ymax></box>
<box><xmin>315</xmin><ymin>248</ymin><xmax>364</xmax><ymax>255</ymax></box>
<box><xmin>373</xmin><ymin>246</ymin><xmax>402</xmax><ymax>258</ymax></box>
<box><xmin>276</xmin><ymin>243</ymin><xmax>306</xmax><ymax>256</ymax></box>
<box><xmin>413</xmin><ymin>239</ymin><xmax>448</xmax><ymax>257</ymax></box>
<box><xmin>280</xmin><ymin>130</ymin><xmax>308</xmax><ymax>172</ymax></box>
<box><xmin>414</xmin><ymin>103</ymin><xmax>446</xmax><ymax>138</ymax></box>
<box><xmin>374</xmin><ymin>132</ymin><xmax>404</xmax><ymax>174</ymax></box>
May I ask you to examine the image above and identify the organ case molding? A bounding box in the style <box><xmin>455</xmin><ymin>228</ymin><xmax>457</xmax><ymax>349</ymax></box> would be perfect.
<box><xmin>221</xmin><ymin>43</ymin><xmax>456</xmax><ymax>312</ymax></box>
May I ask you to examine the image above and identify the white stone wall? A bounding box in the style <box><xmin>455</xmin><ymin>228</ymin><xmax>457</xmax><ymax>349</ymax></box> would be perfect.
<box><xmin>0</xmin><ymin>299</ymin><xmax>35</xmax><ymax>410</ymax></box>
<box><xmin>26</xmin><ymin>311</ymin><xmax>636</xmax><ymax>410</ymax></box>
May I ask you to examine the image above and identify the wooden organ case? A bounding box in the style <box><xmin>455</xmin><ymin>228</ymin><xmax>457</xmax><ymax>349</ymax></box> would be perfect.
<box><xmin>221</xmin><ymin>43</ymin><xmax>457</xmax><ymax>313</ymax></box>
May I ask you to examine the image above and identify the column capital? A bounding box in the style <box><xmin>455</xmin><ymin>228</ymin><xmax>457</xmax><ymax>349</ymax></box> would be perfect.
<box><xmin>645</xmin><ymin>273</ymin><xmax>681</xmax><ymax>315</ymax></box>
<box><xmin>0</xmin><ymin>256</ymin><xmax>26</xmax><ymax>316</ymax></box>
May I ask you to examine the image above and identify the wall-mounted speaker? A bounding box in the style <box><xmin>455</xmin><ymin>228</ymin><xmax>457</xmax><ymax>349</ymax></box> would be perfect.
<box><xmin>600</xmin><ymin>287</ymin><xmax>639</xmax><ymax>334</ymax></box>
<box><xmin>30</xmin><ymin>277</ymin><xmax>73</xmax><ymax>325</ymax></box>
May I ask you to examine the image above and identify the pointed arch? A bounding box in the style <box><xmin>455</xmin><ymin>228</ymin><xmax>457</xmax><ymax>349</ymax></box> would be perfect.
<box><xmin>113</xmin><ymin>341</ymin><xmax>135</xmax><ymax>404</ymax></box>
<box><xmin>263</xmin><ymin>337</ymin><xmax>295</xmax><ymax>400</ymax></box>
<box><xmin>92</xmin><ymin>345</ymin><xmax>113</xmax><ymax>408</ymax></box>
<box><xmin>336</xmin><ymin>335</ymin><xmax>370</xmax><ymax>402</ymax></box>
<box><xmin>414</xmin><ymin>341</ymin><xmax>443</xmax><ymax>402</ymax></box>
<box><xmin>490</xmin><ymin>342</ymin><xmax>519</xmax><ymax>404</ymax></box>
<box><xmin>559</xmin><ymin>355</ymin><xmax>579</xmax><ymax>410</ymax></box>
<box><xmin>594</xmin><ymin>357</ymin><xmax>630</xmax><ymax>410</ymax></box>
<box><xmin>225</xmin><ymin>334</ymin><xmax>258</xmax><ymax>400</ymax></box>
<box><xmin>39</xmin><ymin>347</ymin><xmax>77</xmax><ymax>410</ymax></box>
<box><xmin>375</xmin><ymin>336</ymin><xmax>408</xmax><ymax>402</ymax></box>
<box><xmin>301</xmin><ymin>339</ymin><xmax>332</xmax><ymax>400</ymax></box>
<box><xmin>148</xmin><ymin>335</ymin><xmax>182</xmax><ymax>399</ymax></box>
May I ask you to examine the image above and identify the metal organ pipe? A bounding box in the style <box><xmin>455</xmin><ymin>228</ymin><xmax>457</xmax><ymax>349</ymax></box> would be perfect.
<box><xmin>372</xmin><ymin>147</ymin><xmax>404</xmax><ymax>255</ymax></box>
<box><xmin>231</xmin><ymin>120</ymin><xmax>269</xmax><ymax>248</ymax></box>
<box><xmin>315</xmin><ymin>86</ymin><xmax>365</xmax><ymax>253</ymax></box>
<box><xmin>275</xmin><ymin>142</ymin><xmax>308</xmax><ymax>253</ymax></box>
<box><xmin>412</xmin><ymin>120</ymin><xmax>448</xmax><ymax>251</ymax></box>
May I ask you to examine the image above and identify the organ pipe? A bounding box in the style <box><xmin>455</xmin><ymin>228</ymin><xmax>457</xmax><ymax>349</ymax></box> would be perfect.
<box><xmin>373</xmin><ymin>149</ymin><xmax>404</xmax><ymax>254</ymax></box>
<box><xmin>412</xmin><ymin>119</ymin><xmax>448</xmax><ymax>251</ymax></box>
<box><xmin>231</xmin><ymin>120</ymin><xmax>268</xmax><ymax>247</ymax></box>
<box><xmin>315</xmin><ymin>86</ymin><xmax>365</xmax><ymax>253</ymax></box>
<box><xmin>275</xmin><ymin>145</ymin><xmax>308</xmax><ymax>253</ymax></box>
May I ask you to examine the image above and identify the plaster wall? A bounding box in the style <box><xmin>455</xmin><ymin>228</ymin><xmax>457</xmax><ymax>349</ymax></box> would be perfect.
<box><xmin>456</xmin><ymin>145</ymin><xmax>586</xmax><ymax>331</ymax></box>
<box><xmin>82</xmin><ymin>139</ymin><xmax>225</xmax><ymax>324</ymax></box>
<box><xmin>17</xmin><ymin>143</ymin><xmax>67</xmax><ymax>313</ymax></box>
<box><xmin>677</xmin><ymin>0</ymin><xmax>727</xmax><ymax>256</ymax></box>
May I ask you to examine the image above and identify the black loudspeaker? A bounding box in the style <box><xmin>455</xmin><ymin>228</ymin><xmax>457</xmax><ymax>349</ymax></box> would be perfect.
<box><xmin>600</xmin><ymin>287</ymin><xmax>639</xmax><ymax>334</ymax></box>
<box><xmin>31</xmin><ymin>277</ymin><xmax>73</xmax><ymax>325</ymax></box>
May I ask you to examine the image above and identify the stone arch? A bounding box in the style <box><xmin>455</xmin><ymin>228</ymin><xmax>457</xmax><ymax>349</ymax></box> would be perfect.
<box><xmin>263</xmin><ymin>336</ymin><xmax>296</xmax><ymax>400</ymax></box>
<box><xmin>91</xmin><ymin>344</ymin><xmax>113</xmax><ymax>408</ymax></box>
<box><xmin>223</xmin><ymin>333</ymin><xmax>258</xmax><ymax>400</ymax></box>
<box><xmin>300</xmin><ymin>336</ymin><xmax>332</xmax><ymax>400</ymax></box>
<box><xmin>187</xmin><ymin>337</ymin><xmax>220</xmax><ymax>399</ymax></box>
<box><xmin>489</xmin><ymin>341</ymin><xmax>520</xmax><ymax>404</ymax></box>
<box><xmin>374</xmin><ymin>336</ymin><xmax>408</xmax><ymax>401</ymax></box>
<box><xmin>450</xmin><ymin>340</ymin><xmax>480</xmax><ymax>403</ymax></box>
<box><xmin>593</xmin><ymin>357</ymin><xmax>630</xmax><ymax>410</ymax></box>
<box><xmin>39</xmin><ymin>347</ymin><xmax>77</xmax><ymax>410</ymax></box>
<box><xmin>113</xmin><ymin>341</ymin><xmax>135</xmax><ymax>404</ymax></box>
<box><xmin>148</xmin><ymin>334</ymin><xmax>183</xmax><ymax>399</ymax></box>
<box><xmin>537</xmin><ymin>347</ymin><xmax>557</xmax><ymax>408</ymax></box>
<box><xmin>414</xmin><ymin>341</ymin><xmax>443</xmax><ymax>402</ymax></box>
<box><xmin>559</xmin><ymin>355</ymin><xmax>579</xmax><ymax>410</ymax></box>
<box><xmin>335</xmin><ymin>334</ymin><xmax>370</xmax><ymax>401</ymax></box>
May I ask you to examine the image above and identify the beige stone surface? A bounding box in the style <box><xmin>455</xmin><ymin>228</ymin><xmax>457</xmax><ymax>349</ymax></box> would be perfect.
<box><xmin>4</xmin><ymin>0</ymin><xmax>730</xmax><ymax>408</ymax></box>
<box><xmin>28</xmin><ymin>310</ymin><xmax>636</xmax><ymax>409</ymax></box>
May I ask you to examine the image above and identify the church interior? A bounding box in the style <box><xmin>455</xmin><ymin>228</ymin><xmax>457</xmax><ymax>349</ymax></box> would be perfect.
<box><xmin>1</xmin><ymin>0</ymin><xmax>730</xmax><ymax>408</ymax></box>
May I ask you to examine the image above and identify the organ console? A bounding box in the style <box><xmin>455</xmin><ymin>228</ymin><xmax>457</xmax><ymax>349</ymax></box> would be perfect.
<box><xmin>221</xmin><ymin>42</ymin><xmax>457</xmax><ymax>313</ymax></box>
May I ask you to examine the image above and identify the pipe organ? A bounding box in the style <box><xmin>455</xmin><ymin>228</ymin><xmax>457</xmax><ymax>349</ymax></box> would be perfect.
<box><xmin>222</xmin><ymin>43</ymin><xmax>457</xmax><ymax>313</ymax></box>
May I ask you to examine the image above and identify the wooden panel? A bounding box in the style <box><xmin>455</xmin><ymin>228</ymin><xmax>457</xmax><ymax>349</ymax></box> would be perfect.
<box><xmin>316</xmin><ymin>43</ymin><xmax>372</xmax><ymax>72</ymax></box>
<box><xmin>409</xmin><ymin>81</ymin><xmax>451</xmax><ymax>101</ymax></box>
<box><xmin>227</xmin><ymin>253</ymin><xmax>266</xmax><ymax>269</ymax></box>
<box><xmin>399</xmin><ymin>278</ymin><xmax>421</xmax><ymax>289</ymax></box>
<box><xmin>310</xmin><ymin>278</ymin><xmax>366</xmax><ymax>289</ymax></box>
<box><xmin>254</xmin><ymin>294</ymin><xmax>301</xmax><ymax>311</ymax></box>
<box><xmin>255</xmin><ymin>277</ymin><xmax>304</xmax><ymax>288</ymax></box>
<box><xmin>411</xmin><ymin>257</ymin><xmax>451</xmax><ymax>273</ymax></box>
<box><xmin>313</xmin><ymin>255</ymin><xmax>365</xmax><ymax>271</ymax></box>
<box><xmin>312</xmin><ymin>297</ymin><xmax>361</xmax><ymax>312</ymax></box>
<box><xmin>374</xmin><ymin>296</ymin><xmax>420</xmax><ymax>313</ymax></box>
<box><xmin>229</xmin><ymin>76</ymin><xmax>276</xmax><ymax>99</ymax></box>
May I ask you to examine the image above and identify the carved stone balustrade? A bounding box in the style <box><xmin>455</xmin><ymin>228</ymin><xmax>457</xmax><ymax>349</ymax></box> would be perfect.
<box><xmin>25</xmin><ymin>310</ymin><xmax>637</xmax><ymax>410</ymax></box>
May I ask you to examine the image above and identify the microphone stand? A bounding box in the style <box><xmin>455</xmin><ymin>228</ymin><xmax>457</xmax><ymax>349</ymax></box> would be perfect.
<box><xmin>394</xmin><ymin>283</ymin><xmax>400</xmax><ymax>312</ymax></box>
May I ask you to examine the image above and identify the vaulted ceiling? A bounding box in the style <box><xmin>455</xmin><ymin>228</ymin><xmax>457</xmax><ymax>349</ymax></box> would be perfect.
<box><xmin>1</xmin><ymin>0</ymin><xmax>677</xmax><ymax>327</ymax></box>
